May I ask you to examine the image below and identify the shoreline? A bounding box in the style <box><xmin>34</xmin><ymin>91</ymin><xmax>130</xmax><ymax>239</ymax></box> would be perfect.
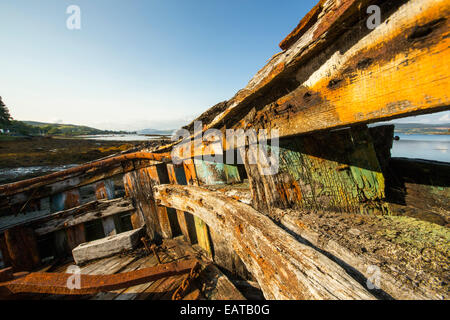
<box><xmin>0</xmin><ymin>136</ymin><xmax>169</xmax><ymax>184</ymax></box>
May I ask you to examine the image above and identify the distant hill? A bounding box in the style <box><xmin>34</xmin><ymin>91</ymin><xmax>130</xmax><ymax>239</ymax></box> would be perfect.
<box><xmin>137</xmin><ymin>128</ymin><xmax>174</xmax><ymax>136</ymax></box>
<box><xmin>393</xmin><ymin>123</ymin><xmax>449</xmax><ymax>135</ymax></box>
<box><xmin>9</xmin><ymin>121</ymin><xmax>131</xmax><ymax>137</ymax></box>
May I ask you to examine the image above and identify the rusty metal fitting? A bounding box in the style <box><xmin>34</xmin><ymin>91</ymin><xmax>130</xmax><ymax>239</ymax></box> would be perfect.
<box><xmin>150</xmin><ymin>244</ymin><xmax>161</xmax><ymax>264</ymax></box>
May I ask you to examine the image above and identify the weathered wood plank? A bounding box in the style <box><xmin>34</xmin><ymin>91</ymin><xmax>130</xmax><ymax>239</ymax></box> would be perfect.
<box><xmin>157</xmin><ymin>0</ymin><xmax>449</xmax><ymax>160</ymax></box>
<box><xmin>123</xmin><ymin>168</ymin><xmax>162</xmax><ymax>240</ymax></box>
<box><xmin>66</xmin><ymin>224</ymin><xmax>87</xmax><ymax>250</ymax></box>
<box><xmin>0</xmin><ymin>152</ymin><xmax>169</xmax><ymax>213</ymax></box>
<box><xmin>228</xmin><ymin>0</ymin><xmax>450</xmax><ymax>138</ymax></box>
<box><xmin>146</xmin><ymin>164</ymin><xmax>174</xmax><ymax>239</ymax></box>
<box><xmin>181</xmin><ymin>160</ymin><xmax>213</xmax><ymax>257</ymax></box>
<box><xmin>243</xmin><ymin>125</ymin><xmax>388</xmax><ymax>215</ymax></box>
<box><xmin>184</xmin><ymin>160</ymin><xmax>249</xmax><ymax>277</ymax></box>
<box><xmin>278</xmin><ymin>213</ymin><xmax>438</xmax><ymax>300</ymax></box>
<box><xmin>32</xmin><ymin>198</ymin><xmax>134</xmax><ymax>236</ymax></box>
<box><xmin>95</xmin><ymin>179</ymin><xmax>117</xmax><ymax>237</ymax></box>
<box><xmin>155</xmin><ymin>185</ymin><xmax>375</xmax><ymax>300</ymax></box>
<box><xmin>4</xmin><ymin>227</ymin><xmax>41</xmax><ymax>271</ymax></box>
<box><xmin>95</xmin><ymin>179</ymin><xmax>115</xmax><ymax>201</ymax></box>
<box><xmin>166</xmin><ymin>163</ymin><xmax>198</xmax><ymax>244</ymax></box>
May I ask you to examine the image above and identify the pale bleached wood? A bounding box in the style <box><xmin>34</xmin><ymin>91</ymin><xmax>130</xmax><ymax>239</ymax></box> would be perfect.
<box><xmin>33</xmin><ymin>198</ymin><xmax>134</xmax><ymax>236</ymax></box>
<box><xmin>154</xmin><ymin>185</ymin><xmax>375</xmax><ymax>300</ymax></box>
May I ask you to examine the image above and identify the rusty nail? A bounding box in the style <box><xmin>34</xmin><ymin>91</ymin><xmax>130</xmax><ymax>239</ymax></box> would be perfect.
<box><xmin>150</xmin><ymin>244</ymin><xmax>161</xmax><ymax>264</ymax></box>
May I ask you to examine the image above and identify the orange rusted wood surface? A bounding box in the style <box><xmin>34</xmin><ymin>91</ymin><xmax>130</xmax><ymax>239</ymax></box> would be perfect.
<box><xmin>155</xmin><ymin>0</ymin><xmax>449</xmax><ymax>158</ymax></box>
<box><xmin>4</xmin><ymin>227</ymin><xmax>40</xmax><ymax>272</ymax></box>
<box><xmin>0</xmin><ymin>259</ymin><xmax>198</xmax><ymax>296</ymax></box>
<box><xmin>155</xmin><ymin>185</ymin><xmax>375</xmax><ymax>300</ymax></box>
<box><xmin>279</xmin><ymin>0</ymin><xmax>326</xmax><ymax>50</ymax></box>
<box><xmin>66</xmin><ymin>224</ymin><xmax>87</xmax><ymax>251</ymax></box>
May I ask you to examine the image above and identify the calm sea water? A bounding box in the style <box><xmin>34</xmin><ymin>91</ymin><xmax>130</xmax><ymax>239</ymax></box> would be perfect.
<box><xmin>392</xmin><ymin>134</ymin><xmax>449</xmax><ymax>162</ymax></box>
<box><xmin>77</xmin><ymin>134</ymin><xmax>167</xmax><ymax>141</ymax></box>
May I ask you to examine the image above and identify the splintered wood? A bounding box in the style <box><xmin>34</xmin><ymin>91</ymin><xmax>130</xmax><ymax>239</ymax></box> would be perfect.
<box><xmin>154</xmin><ymin>185</ymin><xmax>375</xmax><ymax>300</ymax></box>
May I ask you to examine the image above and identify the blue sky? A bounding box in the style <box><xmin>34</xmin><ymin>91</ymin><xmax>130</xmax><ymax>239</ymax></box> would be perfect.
<box><xmin>0</xmin><ymin>1</ymin><xmax>448</xmax><ymax>131</ymax></box>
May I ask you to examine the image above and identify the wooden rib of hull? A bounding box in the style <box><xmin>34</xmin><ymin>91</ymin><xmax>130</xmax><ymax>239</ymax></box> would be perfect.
<box><xmin>154</xmin><ymin>184</ymin><xmax>375</xmax><ymax>300</ymax></box>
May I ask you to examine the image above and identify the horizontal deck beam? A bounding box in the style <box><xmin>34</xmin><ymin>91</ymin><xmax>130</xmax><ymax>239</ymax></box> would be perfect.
<box><xmin>0</xmin><ymin>152</ymin><xmax>169</xmax><ymax>213</ymax></box>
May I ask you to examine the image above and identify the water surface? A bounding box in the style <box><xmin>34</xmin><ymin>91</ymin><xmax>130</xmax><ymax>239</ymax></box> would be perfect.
<box><xmin>392</xmin><ymin>134</ymin><xmax>449</xmax><ymax>162</ymax></box>
<box><xmin>77</xmin><ymin>134</ymin><xmax>167</xmax><ymax>141</ymax></box>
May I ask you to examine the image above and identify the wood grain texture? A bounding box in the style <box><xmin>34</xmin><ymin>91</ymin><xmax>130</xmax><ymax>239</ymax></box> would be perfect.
<box><xmin>243</xmin><ymin>125</ymin><xmax>388</xmax><ymax>215</ymax></box>
<box><xmin>123</xmin><ymin>168</ymin><xmax>162</xmax><ymax>240</ymax></box>
<box><xmin>154</xmin><ymin>0</ymin><xmax>449</xmax><ymax>159</ymax></box>
<box><xmin>154</xmin><ymin>185</ymin><xmax>375</xmax><ymax>300</ymax></box>
<box><xmin>0</xmin><ymin>152</ymin><xmax>166</xmax><ymax>214</ymax></box>
<box><xmin>167</xmin><ymin>163</ymin><xmax>198</xmax><ymax>244</ymax></box>
<box><xmin>33</xmin><ymin>198</ymin><xmax>134</xmax><ymax>236</ymax></box>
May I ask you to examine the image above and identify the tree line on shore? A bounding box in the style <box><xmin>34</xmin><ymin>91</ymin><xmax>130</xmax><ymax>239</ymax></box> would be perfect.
<box><xmin>0</xmin><ymin>96</ymin><xmax>131</xmax><ymax>137</ymax></box>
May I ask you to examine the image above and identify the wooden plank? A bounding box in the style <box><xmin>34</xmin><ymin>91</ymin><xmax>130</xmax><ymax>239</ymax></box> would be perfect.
<box><xmin>113</xmin><ymin>255</ymin><xmax>160</xmax><ymax>300</ymax></box>
<box><xmin>207</xmin><ymin>228</ymin><xmax>251</xmax><ymax>280</ymax></box>
<box><xmin>33</xmin><ymin>198</ymin><xmax>134</xmax><ymax>236</ymax></box>
<box><xmin>102</xmin><ymin>217</ymin><xmax>117</xmax><ymax>237</ymax></box>
<box><xmin>79</xmin><ymin>255</ymin><xmax>122</xmax><ymax>274</ymax></box>
<box><xmin>161</xmin><ymin>0</ymin><xmax>449</xmax><ymax>160</ymax></box>
<box><xmin>279</xmin><ymin>213</ymin><xmax>437</xmax><ymax>300</ymax></box>
<box><xmin>146</xmin><ymin>165</ymin><xmax>174</xmax><ymax>239</ymax></box>
<box><xmin>50</xmin><ymin>189</ymin><xmax>80</xmax><ymax>212</ymax></box>
<box><xmin>134</xmin><ymin>251</ymin><xmax>177</xmax><ymax>300</ymax></box>
<box><xmin>4</xmin><ymin>227</ymin><xmax>41</xmax><ymax>271</ymax></box>
<box><xmin>166</xmin><ymin>163</ymin><xmax>197</xmax><ymax>244</ymax></box>
<box><xmin>155</xmin><ymin>185</ymin><xmax>375</xmax><ymax>300</ymax></box>
<box><xmin>0</xmin><ymin>152</ymin><xmax>169</xmax><ymax>213</ymax></box>
<box><xmin>123</xmin><ymin>168</ymin><xmax>161</xmax><ymax>240</ymax></box>
<box><xmin>53</xmin><ymin>230</ymin><xmax>68</xmax><ymax>258</ymax></box>
<box><xmin>243</xmin><ymin>125</ymin><xmax>388</xmax><ymax>215</ymax></box>
<box><xmin>95</xmin><ymin>179</ymin><xmax>118</xmax><ymax>237</ymax></box>
<box><xmin>66</xmin><ymin>224</ymin><xmax>87</xmax><ymax>250</ymax></box>
<box><xmin>167</xmin><ymin>237</ymin><xmax>246</xmax><ymax>300</ymax></box>
<box><xmin>90</xmin><ymin>255</ymin><xmax>150</xmax><ymax>300</ymax></box>
<box><xmin>94</xmin><ymin>179</ymin><xmax>115</xmax><ymax>200</ymax></box>
<box><xmin>229</xmin><ymin>0</ymin><xmax>450</xmax><ymax>138</ymax></box>
<box><xmin>0</xmin><ymin>234</ymin><xmax>11</xmax><ymax>268</ymax></box>
<box><xmin>183</xmin><ymin>160</ymin><xmax>213</xmax><ymax>257</ymax></box>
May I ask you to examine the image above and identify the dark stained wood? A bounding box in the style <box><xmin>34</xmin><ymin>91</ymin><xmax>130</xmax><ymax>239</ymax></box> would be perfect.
<box><xmin>66</xmin><ymin>224</ymin><xmax>87</xmax><ymax>250</ymax></box>
<box><xmin>243</xmin><ymin>125</ymin><xmax>388</xmax><ymax>215</ymax></box>
<box><xmin>4</xmin><ymin>227</ymin><xmax>41</xmax><ymax>271</ymax></box>
<box><xmin>146</xmin><ymin>164</ymin><xmax>174</xmax><ymax>239</ymax></box>
<box><xmin>166</xmin><ymin>163</ymin><xmax>198</xmax><ymax>244</ymax></box>
<box><xmin>123</xmin><ymin>168</ymin><xmax>162</xmax><ymax>240</ymax></box>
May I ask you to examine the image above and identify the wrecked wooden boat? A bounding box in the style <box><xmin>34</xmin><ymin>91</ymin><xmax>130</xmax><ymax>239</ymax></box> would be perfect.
<box><xmin>0</xmin><ymin>0</ymin><xmax>448</xmax><ymax>300</ymax></box>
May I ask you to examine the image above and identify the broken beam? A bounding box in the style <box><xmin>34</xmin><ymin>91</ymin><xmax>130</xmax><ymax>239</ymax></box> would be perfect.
<box><xmin>0</xmin><ymin>259</ymin><xmax>199</xmax><ymax>296</ymax></box>
<box><xmin>154</xmin><ymin>184</ymin><xmax>375</xmax><ymax>300</ymax></box>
